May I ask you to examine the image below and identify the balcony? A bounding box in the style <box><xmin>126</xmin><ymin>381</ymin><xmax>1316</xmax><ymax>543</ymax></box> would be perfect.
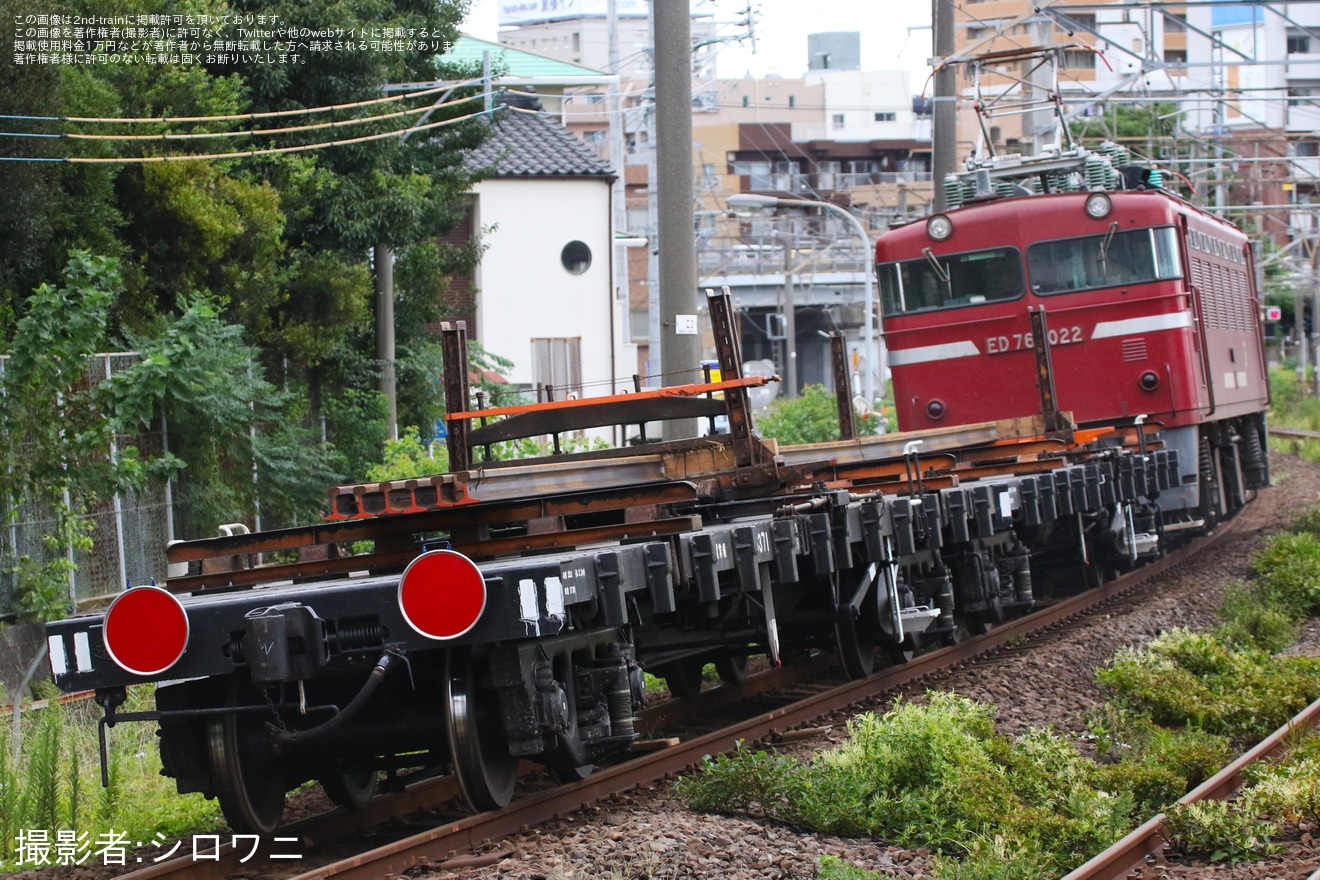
<box><xmin>696</xmin><ymin>235</ymin><xmax>870</xmax><ymax>278</ymax></box>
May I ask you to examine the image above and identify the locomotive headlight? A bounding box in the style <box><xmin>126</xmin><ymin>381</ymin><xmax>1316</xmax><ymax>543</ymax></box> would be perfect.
<box><xmin>926</xmin><ymin>214</ymin><xmax>954</xmax><ymax>242</ymax></box>
<box><xmin>1084</xmin><ymin>191</ymin><xmax>1113</xmax><ymax>220</ymax></box>
<box><xmin>926</xmin><ymin>399</ymin><xmax>947</xmax><ymax>420</ymax></box>
<box><xmin>1139</xmin><ymin>371</ymin><xmax>1160</xmax><ymax>392</ymax></box>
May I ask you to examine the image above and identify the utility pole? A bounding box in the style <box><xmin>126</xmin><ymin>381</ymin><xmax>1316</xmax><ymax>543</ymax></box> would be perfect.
<box><xmin>654</xmin><ymin>0</ymin><xmax>700</xmax><ymax>439</ymax></box>
<box><xmin>607</xmin><ymin>0</ymin><xmax>629</xmax><ymax>402</ymax></box>
<box><xmin>932</xmin><ymin>0</ymin><xmax>957</xmax><ymax>211</ymax></box>
<box><xmin>1028</xmin><ymin>16</ymin><xmax>1053</xmax><ymax>155</ymax></box>
<box><xmin>781</xmin><ymin>232</ymin><xmax>798</xmax><ymax>398</ymax></box>
<box><xmin>374</xmin><ymin>243</ymin><xmax>397</xmax><ymax>439</ymax></box>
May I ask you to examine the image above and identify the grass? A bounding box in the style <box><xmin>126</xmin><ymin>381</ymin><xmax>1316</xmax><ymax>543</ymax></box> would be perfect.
<box><xmin>0</xmin><ymin>684</ymin><xmax>221</xmax><ymax>870</ymax></box>
<box><xmin>1266</xmin><ymin>366</ymin><xmax>1320</xmax><ymax>461</ymax></box>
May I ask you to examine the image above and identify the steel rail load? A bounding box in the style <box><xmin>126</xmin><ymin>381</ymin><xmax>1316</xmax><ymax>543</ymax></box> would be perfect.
<box><xmin>46</xmin><ymin>274</ymin><xmax>1258</xmax><ymax>836</ymax></box>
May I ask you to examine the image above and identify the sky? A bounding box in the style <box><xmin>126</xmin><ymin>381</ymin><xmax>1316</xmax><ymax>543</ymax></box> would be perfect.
<box><xmin>460</xmin><ymin>0</ymin><xmax>935</xmax><ymax>92</ymax></box>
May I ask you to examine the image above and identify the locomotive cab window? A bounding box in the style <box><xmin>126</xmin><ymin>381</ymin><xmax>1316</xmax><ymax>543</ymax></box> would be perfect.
<box><xmin>1027</xmin><ymin>226</ymin><xmax>1182</xmax><ymax>295</ymax></box>
<box><xmin>879</xmin><ymin>246</ymin><xmax>1023</xmax><ymax>315</ymax></box>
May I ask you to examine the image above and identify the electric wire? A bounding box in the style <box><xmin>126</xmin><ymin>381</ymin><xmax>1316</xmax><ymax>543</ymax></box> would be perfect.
<box><xmin>0</xmin><ymin>91</ymin><xmax>485</xmax><ymax>143</ymax></box>
<box><xmin>0</xmin><ymin>78</ymin><xmax>484</xmax><ymax>125</ymax></box>
<box><xmin>0</xmin><ymin>104</ymin><xmax>499</xmax><ymax>163</ymax></box>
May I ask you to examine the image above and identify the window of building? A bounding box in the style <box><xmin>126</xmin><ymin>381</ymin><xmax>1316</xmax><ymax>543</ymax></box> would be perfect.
<box><xmin>1164</xmin><ymin>49</ymin><xmax>1187</xmax><ymax>66</ymax></box>
<box><xmin>561</xmin><ymin>241</ymin><xmax>592</xmax><ymax>275</ymax></box>
<box><xmin>874</xmin><ymin>111</ymin><xmax>896</xmax><ymax>122</ymax></box>
<box><xmin>833</xmin><ymin>113</ymin><xmax>846</xmax><ymax>129</ymax></box>
<box><xmin>816</xmin><ymin>160</ymin><xmax>840</xmax><ymax>189</ymax></box>
<box><xmin>788</xmin><ymin>95</ymin><xmax>795</xmax><ymax>108</ymax></box>
<box><xmin>1288</xmin><ymin>30</ymin><xmax>1313</xmax><ymax>55</ymax></box>
<box><xmin>628</xmin><ymin>310</ymin><xmax>649</xmax><ymax>343</ymax></box>
<box><xmin>1164</xmin><ymin>12</ymin><xmax>1187</xmax><ymax>33</ymax></box>
<box><xmin>702</xmin><ymin>163</ymin><xmax>718</xmax><ymax>186</ymax></box>
<box><xmin>531</xmin><ymin>338</ymin><xmax>582</xmax><ymax>398</ymax></box>
<box><xmin>1289</xmin><ymin>84</ymin><xmax>1320</xmax><ymax>107</ymax></box>
<box><xmin>1063</xmin><ymin>12</ymin><xmax>1095</xmax><ymax>33</ymax></box>
<box><xmin>742</xmin><ymin>95</ymin><xmax>750</xmax><ymax>107</ymax></box>
<box><xmin>732</xmin><ymin>160</ymin><xmax>772</xmax><ymax>188</ymax></box>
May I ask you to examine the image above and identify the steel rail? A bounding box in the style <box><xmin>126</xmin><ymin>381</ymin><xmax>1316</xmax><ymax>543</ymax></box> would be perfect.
<box><xmin>1268</xmin><ymin>426</ymin><xmax>1320</xmax><ymax>441</ymax></box>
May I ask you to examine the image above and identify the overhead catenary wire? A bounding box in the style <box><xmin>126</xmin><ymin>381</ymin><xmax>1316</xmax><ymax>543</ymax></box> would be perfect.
<box><xmin>0</xmin><ymin>103</ymin><xmax>499</xmax><ymax>163</ymax></box>
<box><xmin>0</xmin><ymin>91</ymin><xmax>484</xmax><ymax>143</ymax></box>
<box><xmin>0</xmin><ymin>77</ymin><xmax>484</xmax><ymax>125</ymax></box>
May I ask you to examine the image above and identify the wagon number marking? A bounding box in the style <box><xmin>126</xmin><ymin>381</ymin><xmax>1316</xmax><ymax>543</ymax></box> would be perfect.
<box><xmin>986</xmin><ymin>326</ymin><xmax>1084</xmax><ymax>354</ymax></box>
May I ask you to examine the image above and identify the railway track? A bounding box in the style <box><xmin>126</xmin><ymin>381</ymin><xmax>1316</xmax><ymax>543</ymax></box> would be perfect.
<box><xmin>108</xmin><ymin>515</ymin><xmax>1300</xmax><ymax>880</ymax></box>
<box><xmin>1268</xmin><ymin>425</ymin><xmax>1320</xmax><ymax>442</ymax></box>
<box><xmin>1066</xmin><ymin>696</ymin><xmax>1320</xmax><ymax>880</ymax></box>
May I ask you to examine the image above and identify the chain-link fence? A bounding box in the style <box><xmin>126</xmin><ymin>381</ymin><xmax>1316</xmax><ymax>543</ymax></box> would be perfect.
<box><xmin>1</xmin><ymin>353</ymin><xmax>174</xmax><ymax>612</ymax></box>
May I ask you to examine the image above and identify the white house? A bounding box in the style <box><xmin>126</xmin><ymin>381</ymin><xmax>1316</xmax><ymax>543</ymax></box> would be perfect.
<box><xmin>465</xmin><ymin>107</ymin><xmax>633</xmax><ymax>426</ymax></box>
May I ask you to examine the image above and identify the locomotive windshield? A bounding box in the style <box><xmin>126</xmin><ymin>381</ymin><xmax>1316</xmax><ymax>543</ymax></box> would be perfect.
<box><xmin>1026</xmin><ymin>226</ymin><xmax>1182</xmax><ymax>295</ymax></box>
<box><xmin>878</xmin><ymin>246</ymin><xmax>1023</xmax><ymax>315</ymax></box>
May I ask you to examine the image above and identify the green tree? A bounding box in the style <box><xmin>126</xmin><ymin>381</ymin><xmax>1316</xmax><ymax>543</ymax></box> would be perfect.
<box><xmin>1070</xmin><ymin>102</ymin><xmax>1181</xmax><ymax>144</ymax></box>
<box><xmin>754</xmin><ymin>385</ymin><xmax>881</xmax><ymax>447</ymax></box>
<box><xmin>0</xmin><ymin>253</ymin><xmax>127</xmax><ymax>620</ymax></box>
<box><xmin>105</xmin><ymin>296</ymin><xmax>340</xmax><ymax>537</ymax></box>
<box><xmin>2</xmin><ymin>0</ymin><xmax>497</xmax><ymax>547</ymax></box>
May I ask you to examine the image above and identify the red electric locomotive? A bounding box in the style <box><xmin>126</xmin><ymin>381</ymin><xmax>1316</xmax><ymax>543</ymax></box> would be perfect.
<box><xmin>877</xmin><ymin>150</ymin><xmax>1271</xmax><ymax>529</ymax></box>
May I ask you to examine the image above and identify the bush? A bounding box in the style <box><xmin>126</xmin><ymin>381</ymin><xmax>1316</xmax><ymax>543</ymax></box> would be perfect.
<box><xmin>1095</xmin><ymin>629</ymin><xmax>1320</xmax><ymax>746</ymax></box>
<box><xmin>1286</xmin><ymin>504</ymin><xmax>1320</xmax><ymax>537</ymax></box>
<box><xmin>1244</xmin><ymin>756</ymin><xmax>1320</xmax><ymax>824</ymax></box>
<box><xmin>818</xmin><ymin>854</ymin><xmax>888</xmax><ymax>880</ymax></box>
<box><xmin>1086</xmin><ymin>704</ymin><xmax>1232</xmax><ymax>814</ymax></box>
<box><xmin>1162</xmin><ymin>801</ymin><xmax>1279</xmax><ymax>863</ymax></box>
<box><xmin>676</xmin><ymin>693</ymin><xmax>1133</xmax><ymax>878</ymax></box>
<box><xmin>1251</xmin><ymin>532</ymin><xmax>1320</xmax><ymax>619</ymax></box>
<box><xmin>753</xmin><ymin>385</ymin><xmax>879</xmax><ymax>447</ymax></box>
<box><xmin>1216</xmin><ymin>583</ymin><xmax>1300</xmax><ymax>654</ymax></box>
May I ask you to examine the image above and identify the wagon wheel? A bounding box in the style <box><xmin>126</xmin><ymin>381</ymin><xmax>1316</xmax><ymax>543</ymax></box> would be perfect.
<box><xmin>321</xmin><ymin>767</ymin><xmax>378</xmax><ymax>810</ymax></box>
<box><xmin>207</xmin><ymin>681</ymin><xmax>287</xmax><ymax>835</ymax></box>
<box><xmin>833</xmin><ymin>572</ymin><xmax>879</xmax><ymax>680</ymax></box>
<box><xmin>662</xmin><ymin>657</ymin><xmax>706</xmax><ymax>700</ymax></box>
<box><xmin>882</xmin><ymin>640</ymin><xmax>915</xmax><ymax>666</ymax></box>
<box><xmin>714</xmin><ymin>652</ymin><xmax>749</xmax><ymax>686</ymax></box>
<box><xmin>446</xmin><ymin>647</ymin><xmax>518</xmax><ymax>812</ymax></box>
<box><xmin>544</xmin><ymin>657</ymin><xmax>593</xmax><ymax>785</ymax></box>
<box><xmin>834</xmin><ymin>606</ymin><xmax>878</xmax><ymax>679</ymax></box>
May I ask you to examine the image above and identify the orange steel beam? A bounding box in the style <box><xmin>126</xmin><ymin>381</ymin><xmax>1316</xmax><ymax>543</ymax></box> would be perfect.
<box><xmin>445</xmin><ymin>376</ymin><xmax>769</xmax><ymax>423</ymax></box>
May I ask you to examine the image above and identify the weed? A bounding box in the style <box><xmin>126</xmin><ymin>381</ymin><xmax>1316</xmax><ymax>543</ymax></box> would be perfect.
<box><xmin>818</xmin><ymin>854</ymin><xmax>888</xmax><ymax>880</ymax></box>
<box><xmin>675</xmin><ymin>694</ymin><xmax>1134</xmax><ymax>877</ymax></box>
<box><xmin>929</xmin><ymin>835</ymin><xmax>1051</xmax><ymax>880</ymax></box>
<box><xmin>0</xmin><ymin>725</ymin><xmax>17</xmax><ymax>861</ymax></box>
<box><xmin>1162</xmin><ymin>801</ymin><xmax>1280</xmax><ymax>862</ymax></box>
<box><xmin>1287</xmin><ymin>504</ymin><xmax>1320</xmax><ymax>536</ymax></box>
<box><xmin>1251</xmin><ymin>532</ymin><xmax>1320</xmax><ymax>619</ymax></box>
<box><xmin>1216</xmin><ymin>583</ymin><xmax>1299</xmax><ymax>654</ymax></box>
<box><xmin>1095</xmin><ymin>628</ymin><xmax>1320</xmax><ymax>746</ymax></box>
<box><xmin>1243</xmin><ymin>755</ymin><xmax>1320</xmax><ymax>824</ymax></box>
<box><xmin>24</xmin><ymin>699</ymin><xmax>62</xmax><ymax>832</ymax></box>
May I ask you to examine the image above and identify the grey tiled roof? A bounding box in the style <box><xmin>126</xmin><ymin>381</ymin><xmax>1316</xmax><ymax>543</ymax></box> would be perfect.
<box><xmin>469</xmin><ymin>109</ymin><xmax>614</xmax><ymax>178</ymax></box>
